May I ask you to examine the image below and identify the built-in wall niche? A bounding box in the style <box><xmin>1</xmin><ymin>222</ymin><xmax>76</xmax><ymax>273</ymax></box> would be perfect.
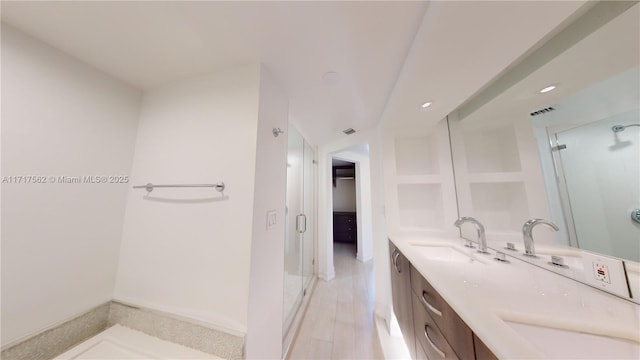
<box><xmin>395</xmin><ymin>133</ymin><xmax>440</xmax><ymax>175</ymax></box>
<box><xmin>397</xmin><ymin>183</ymin><xmax>444</xmax><ymax>230</ymax></box>
<box><xmin>469</xmin><ymin>182</ymin><xmax>529</xmax><ymax>232</ymax></box>
<box><xmin>382</xmin><ymin>119</ymin><xmax>458</xmax><ymax>236</ymax></box>
<box><xmin>461</xmin><ymin>123</ymin><xmax>521</xmax><ymax>173</ymax></box>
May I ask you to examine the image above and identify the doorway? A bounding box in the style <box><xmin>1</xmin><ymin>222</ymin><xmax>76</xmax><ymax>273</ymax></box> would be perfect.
<box><xmin>329</xmin><ymin>144</ymin><xmax>374</xmax><ymax>266</ymax></box>
<box><xmin>332</xmin><ymin>159</ymin><xmax>358</xmax><ymax>258</ymax></box>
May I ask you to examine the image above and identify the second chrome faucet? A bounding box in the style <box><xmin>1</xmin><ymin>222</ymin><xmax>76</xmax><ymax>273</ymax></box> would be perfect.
<box><xmin>454</xmin><ymin>217</ymin><xmax>489</xmax><ymax>254</ymax></box>
<box><xmin>522</xmin><ymin>218</ymin><xmax>559</xmax><ymax>257</ymax></box>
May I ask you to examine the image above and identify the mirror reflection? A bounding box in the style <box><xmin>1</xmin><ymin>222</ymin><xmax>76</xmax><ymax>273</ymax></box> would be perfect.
<box><xmin>450</xmin><ymin>3</ymin><xmax>639</xmax><ymax>264</ymax></box>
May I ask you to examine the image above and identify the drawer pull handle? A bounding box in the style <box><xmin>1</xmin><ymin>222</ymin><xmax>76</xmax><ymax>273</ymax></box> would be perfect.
<box><xmin>424</xmin><ymin>324</ymin><xmax>446</xmax><ymax>358</ymax></box>
<box><xmin>421</xmin><ymin>291</ymin><xmax>442</xmax><ymax>317</ymax></box>
<box><xmin>393</xmin><ymin>250</ymin><xmax>402</xmax><ymax>273</ymax></box>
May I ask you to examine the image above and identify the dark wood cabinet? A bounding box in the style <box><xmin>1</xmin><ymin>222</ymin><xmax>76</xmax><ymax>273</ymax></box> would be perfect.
<box><xmin>389</xmin><ymin>241</ymin><xmax>416</xmax><ymax>359</ymax></box>
<box><xmin>389</xmin><ymin>241</ymin><xmax>497</xmax><ymax>360</ymax></box>
<box><xmin>412</xmin><ymin>294</ymin><xmax>459</xmax><ymax>360</ymax></box>
<box><xmin>473</xmin><ymin>334</ymin><xmax>498</xmax><ymax>360</ymax></box>
<box><xmin>411</xmin><ymin>266</ymin><xmax>475</xmax><ymax>360</ymax></box>
<box><xmin>333</xmin><ymin>212</ymin><xmax>356</xmax><ymax>243</ymax></box>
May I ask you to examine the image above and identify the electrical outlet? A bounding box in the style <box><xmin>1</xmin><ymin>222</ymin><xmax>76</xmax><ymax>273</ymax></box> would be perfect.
<box><xmin>592</xmin><ymin>262</ymin><xmax>610</xmax><ymax>284</ymax></box>
<box><xmin>581</xmin><ymin>252</ymin><xmax>629</xmax><ymax>298</ymax></box>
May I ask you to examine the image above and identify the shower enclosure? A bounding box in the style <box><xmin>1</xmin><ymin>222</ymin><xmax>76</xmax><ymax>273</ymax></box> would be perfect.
<box><xmin>283</xmin><ymin>125</ymin><xmax>315</xmax><ymax>335</ymax></box>
<box><xmin>552</xmin><ymin>110</ymin><xmax>640</xmax><ymax>261</ymax></box>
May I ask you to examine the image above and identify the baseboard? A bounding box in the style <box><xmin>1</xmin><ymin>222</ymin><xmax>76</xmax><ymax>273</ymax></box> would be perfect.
<box><xmin>1</xmin><ymin>301</ymin><xmax>244</xmax><ymax>360</ymax></box>
<box><xmin>319</xmin><ymin>267</ymin><xmax>335</xmax><ymax>281</ymax></box>
<box><xmin>357</xmin><ymin>252</ymin><xmax>373</xmax><ymax>262</ymax></box>
<box><xmin>0</xmin><ymin>302</ymin><xmax>111</xmax><ymax>360</ymax></box>
<box><xmin>109</xmin><ymin>301</ymin><xmax>244</xmax><ymax>359</ymax></box>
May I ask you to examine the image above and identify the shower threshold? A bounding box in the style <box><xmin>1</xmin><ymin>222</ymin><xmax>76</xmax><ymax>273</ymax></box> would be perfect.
<box><xmin>55</xmin><ymin>324</ymin><xmax>219</xmax><ymax>359</ymax></box>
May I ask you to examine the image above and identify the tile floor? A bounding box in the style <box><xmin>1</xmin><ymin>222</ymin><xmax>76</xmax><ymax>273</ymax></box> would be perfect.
<box><xmin>288</xmin><ymin>242</ymin><xmax>384</xmax><ymax>359</ymax></box>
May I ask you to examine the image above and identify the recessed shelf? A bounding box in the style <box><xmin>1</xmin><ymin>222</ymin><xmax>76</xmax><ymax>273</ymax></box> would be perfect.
<box><xmin>469</xmin><ymin>182</ymin><xmax>529</xmax><ymax>231</ymax></box>
<box><xmin>396</xmin><ymin>175</ymin><xmax>443</xmax><ymax>184</ymax></box>
<box><xmin>467</xmin><ymin>172</ymin><xmax>524</xmax><ymax>183</ymax></box>
<box><xmin>395</xmin><ymin>134</ymin><xmax>440</xmax><ymax>175</ymax></box>
<box><xmin>397</xmin><ymin>183</ymin><xmax>444</xmax><ymax>229</ymax></box>
<box><xmin>462</xmin><ymin>124</ymin><xmax>521</xmax><ymax>173</ymax></box>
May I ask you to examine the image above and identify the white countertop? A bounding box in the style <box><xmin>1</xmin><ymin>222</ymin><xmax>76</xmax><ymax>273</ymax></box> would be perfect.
<box><xmin>389</xmin><ymin>235</ymin><xmax>640</xmax><ymax>359</ymax></box>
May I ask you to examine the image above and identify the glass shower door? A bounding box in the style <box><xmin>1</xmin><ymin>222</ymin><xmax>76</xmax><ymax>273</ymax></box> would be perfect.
<box><xmin>283</xmin><ymin>125</ymin><xmax>314</xmax><ymax>335</ymax></box>
<box><xmin>554</xmin><ymin>110</ymin><xmax>639</xmax><ymax>261</ymax></box>
<box><xmin>302</xmin><ymin>141</ymin><xmax>315</xmax><ymax>291</ymax></box>
<box><xmin>284</xmin><ymin>126</ymin><xmax>303</xmax><ymax>334</ymax></box>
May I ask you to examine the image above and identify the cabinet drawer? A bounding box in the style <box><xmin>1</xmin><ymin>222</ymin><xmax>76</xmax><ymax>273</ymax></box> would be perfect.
<box><xmin>339</xmin><ymin>217</ymin><xmax>355</xmax><ymax>224</ymax></box>
<box><xmin>412</xmin><ymin>294</ymin><xmax>458</xmax><ymax>360</ymax></box>
<box><xmin>410</xmin><ymin>266</ymin><xmax>475</xmax><ymax>359</ymax></box>
<box><xmin>334</xmin><ymin>232</ymin><xmax>355</xmax><ymax>243</ymax></box>
<box><xmin>333</xmin><ymin>213</ymin><xmax>356</xmax><ymax>226</ymax></box>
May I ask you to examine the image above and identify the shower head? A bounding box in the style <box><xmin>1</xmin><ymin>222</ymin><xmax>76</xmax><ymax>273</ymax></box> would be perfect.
<box><xmin>612</xmin><ymin>124</ymin><xmax>640</xmax><ymax>133</ymax></box>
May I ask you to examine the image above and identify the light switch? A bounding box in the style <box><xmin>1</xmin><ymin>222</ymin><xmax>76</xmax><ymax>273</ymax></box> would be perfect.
<box><xmin>266</xmin><ymin>210</ymin><xmax>277</xmax><ymax>230</ymax></box>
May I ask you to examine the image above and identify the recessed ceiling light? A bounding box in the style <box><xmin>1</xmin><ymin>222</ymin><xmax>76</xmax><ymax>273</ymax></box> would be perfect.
<box><xmin>420</xmin><ymin>101</ymin><xmax>432</xmax><ymax>109</ymax></box>
<box><xmin>539</xmin><ymin>85</ymin><xmax>556</xmax><ymax>93</ymax></box>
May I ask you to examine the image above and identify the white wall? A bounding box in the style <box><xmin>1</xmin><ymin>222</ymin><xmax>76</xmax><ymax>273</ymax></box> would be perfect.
<box><xmin>332</xmin><ymin>178</ymin><xmax>356</xmax><ymax>212</ymax></box>
<box><xmin>1</xmin><ymin>25</ymin><xmax>141</xmax><ymax>346</ymax></box>
<box><xmin>245</xmin><ymin>67</ymin><xmax>289</xmax><ymax>359</ymax></box>
<box><xmin>367</xmin><ymin>128</ymin><xmax>391</xmax><ymax>322</ymax></box>
<box><xmin>113</xmin><ymin>64</ymin><xmax>261</xmax><ymax>334</ymax></box>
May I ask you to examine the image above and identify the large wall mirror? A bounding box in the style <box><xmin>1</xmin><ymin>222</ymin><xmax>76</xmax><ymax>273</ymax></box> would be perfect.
<box><xmin>449</xmin><ymin>1</ymin><xmax>639</xmax><ymax>299</ymax></box>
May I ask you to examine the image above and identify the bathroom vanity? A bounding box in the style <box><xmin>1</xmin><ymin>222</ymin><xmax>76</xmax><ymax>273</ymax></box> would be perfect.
<box><xmin>389</xmin><ymin>238</ymin><xmax>640</xmax><ymax>359</ymax></box>
<box><xmin>383</xmin><ymin>4</ymin><xmax>640</xmax><ymax>358</ymax></box>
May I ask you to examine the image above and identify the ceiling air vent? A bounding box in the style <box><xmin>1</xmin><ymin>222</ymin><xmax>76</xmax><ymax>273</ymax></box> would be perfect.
<box><xmin>530</xmin><ymin>107</ymin><xmax>555</xmax><ymax>117</ymax></box>
<box><xmin>343</xmin><ymin>128</ymin><xmax>356</xmax><ymax>135</ymax></box>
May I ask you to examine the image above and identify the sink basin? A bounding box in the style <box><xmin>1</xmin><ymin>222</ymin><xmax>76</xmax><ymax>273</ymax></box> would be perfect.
<box><xmin>409</xmin><ymin>244</ymin><xmax>486</xmax><ymax>264</ymax></box>
<box><xmin>503</xmin><ymin>319</ymin><xmax>640</xmax><ymax>359</ymax></box>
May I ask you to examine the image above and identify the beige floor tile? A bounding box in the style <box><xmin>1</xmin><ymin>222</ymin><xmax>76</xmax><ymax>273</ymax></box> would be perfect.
<box><xmin>289</xmin><ymin>243</ymin><xmax>381</xmax><ymax>360</ymax></box>
<box><xmin>307</xmin><ymin>339</ymin><xmax>333</xmax><ymax>359</ymax></box>
<box><xmin>335</xmin><ymin>301</ymin><xmax>355</xmax><ymax>325</ymax></box>
<box><xmin>331</xmin><ymin>322</ymin><xmax>355</xmax><ymax>359</ymax></box>
<box><xmin>287</xmin><ymin>336</ymin><xmax>309</xmax><ymax>360</ymax></box>
<box><xmin>311</xmin><ymin>308</ymin><xmax>336</xmax><ymax>342</ymax></box>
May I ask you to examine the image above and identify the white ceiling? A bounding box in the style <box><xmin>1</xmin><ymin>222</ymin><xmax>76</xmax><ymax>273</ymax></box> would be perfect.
<box><xmin>380</xmin><ymin>0</ymin><xmax>590</xmax><ymax>136</ymax></box>
<box><xmin>1</xmin><ymin>0</ymin><xmax>426</xmax><ymax>146</ymax></box>
<box><xmin>1</xmin><ymin>1</ymin><xmax>592</xmax><ymax>146</ymax></box>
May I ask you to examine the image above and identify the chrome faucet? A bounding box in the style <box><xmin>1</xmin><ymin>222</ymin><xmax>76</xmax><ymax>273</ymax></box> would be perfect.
<box><xmin>454</xmin><ymin>217</ymin><xmax>488</xmax><ymax>254</ymax></box>
<box><xmin>522</xmin><ymin>219</ymin><xmax>559</xmax><ymax>257</ymax></box>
